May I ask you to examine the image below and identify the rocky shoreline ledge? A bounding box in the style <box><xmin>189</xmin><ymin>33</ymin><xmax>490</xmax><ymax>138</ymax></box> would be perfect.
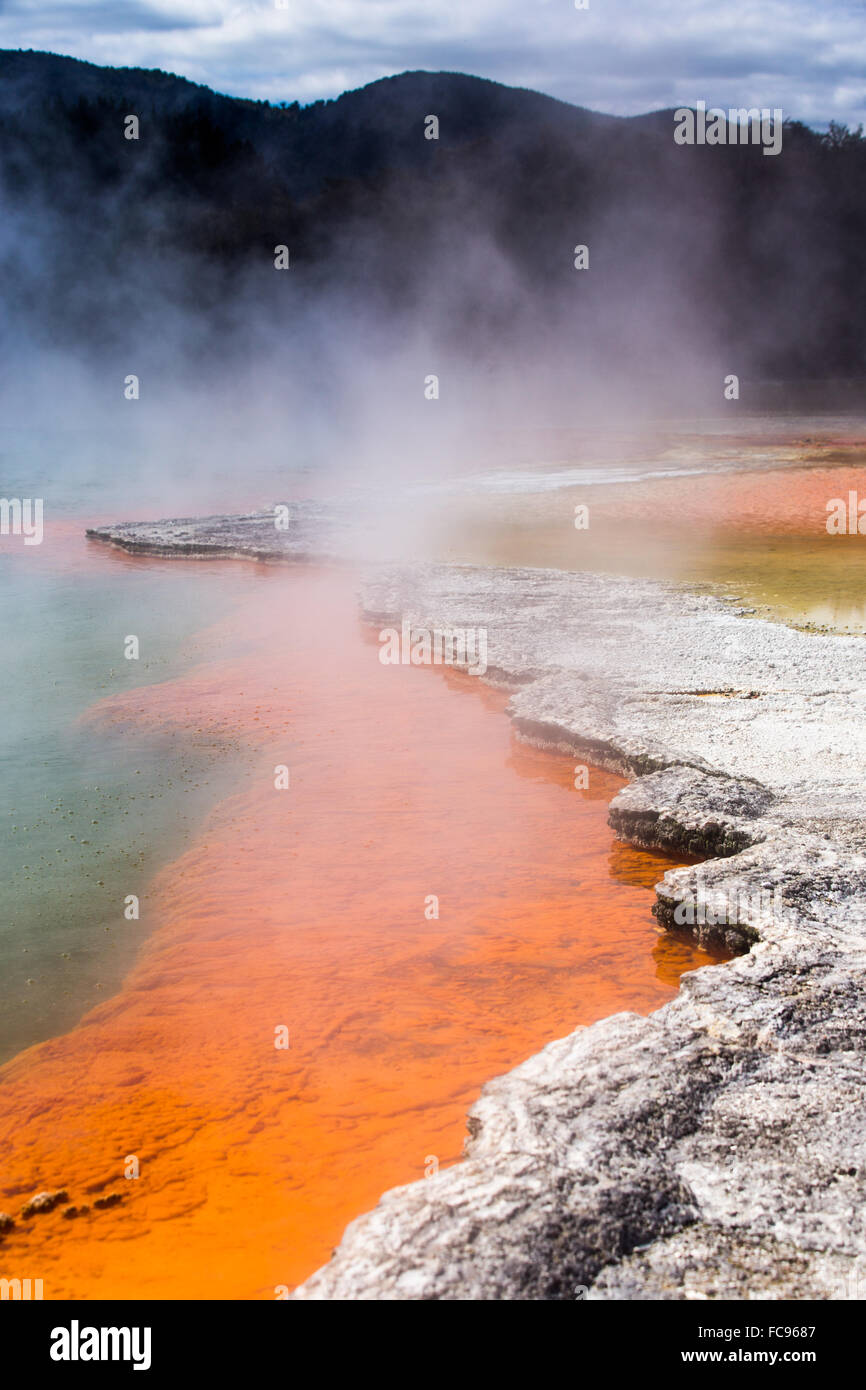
<box><xmin>86</xmin><ymin>505</ymin><xmax>350</xmax><ymax>564</ymax></box>
<box><xmin>89</xmin><ymin>514</ymin><xmax>866</xmax><ymax>1299</ymax></box>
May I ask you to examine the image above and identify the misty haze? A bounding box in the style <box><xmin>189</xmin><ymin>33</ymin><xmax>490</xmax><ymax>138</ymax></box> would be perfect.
<box><xmin>1</xmin><ymin>4</ymin><xmax>866</xmax><ymax>1344</ymax></box>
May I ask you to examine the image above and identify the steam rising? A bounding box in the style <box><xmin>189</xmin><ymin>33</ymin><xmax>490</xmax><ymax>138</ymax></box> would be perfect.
<box><xmin>1</xmin><ymin>60</ymin><xmax>864</xmax><ymax>544</ymax></box>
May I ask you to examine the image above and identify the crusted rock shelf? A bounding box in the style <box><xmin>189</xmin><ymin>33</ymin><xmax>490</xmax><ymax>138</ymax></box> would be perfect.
<box><xmin>293</xmin><ymin>562</ymin><xmax>866</xmax><ymax>1299</ymax></box>
<box><xmin>83</xmin><ymin>518</ymin><xmax>866</xmax><ymax>1300</ymax></box>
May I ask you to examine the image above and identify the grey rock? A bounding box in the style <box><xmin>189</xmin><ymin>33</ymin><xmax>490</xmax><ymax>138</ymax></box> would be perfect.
<box><xmin>92</xmin><ymin>1192</ymin><xmax>123</xmax><ymax>1210</ymax></box>
<box><xmin>608</xmin><ymin>765</ymin><xmax>774</xmax><ymax>862</ymax></box>
<box><xmin>86</xmin><ymin>504</ymin><xmax>348</xmax><ymax>564</ymax></box>
<box><xmin>20</xmin><ymin>1189</ymin><xmax>68</xmax><ymax>1219</ymax></box>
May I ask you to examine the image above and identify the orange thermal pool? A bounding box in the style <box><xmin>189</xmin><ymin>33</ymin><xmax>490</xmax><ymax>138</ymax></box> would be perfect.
<box><xmin>0</xmin><ymin>563</ymin><xmax>722</xmax><ymax>1298</ymax></box>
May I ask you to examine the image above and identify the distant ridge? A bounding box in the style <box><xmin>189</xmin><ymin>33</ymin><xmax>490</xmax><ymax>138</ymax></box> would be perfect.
<box><xmin>0</xmin><ymin>49</ymin><xmax>863</xmax><ymax>384</ymax></box>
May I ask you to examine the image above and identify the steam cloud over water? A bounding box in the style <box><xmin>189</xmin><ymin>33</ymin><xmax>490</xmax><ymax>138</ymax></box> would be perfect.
<box><xmin>1</xmin><ymin>56</ymin><xmax>866</xmax><ymax>524</ymax></box>
<box><xmin>1</xmin><ymin>23</ymin><xmax>866</xmax><ymax>1329</ymax></box>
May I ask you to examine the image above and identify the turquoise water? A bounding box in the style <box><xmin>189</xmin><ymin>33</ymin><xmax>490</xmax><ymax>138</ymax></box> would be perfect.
<box><xmin>0</xmin><ymin>429</ymin><xmax>264</xmax><ymax>1063</ymax></box>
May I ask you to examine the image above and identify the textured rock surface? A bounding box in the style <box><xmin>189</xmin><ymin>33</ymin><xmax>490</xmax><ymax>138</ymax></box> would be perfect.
<box><xmin>85</xmin><ymin>519</ymin><xmax>866</xmax><ymax>1299</ymax></box>
<box><xmin>20</xmin><ymin>1188</ymin><xmax>68</xmax><ymax>1219</ymax></box>
<box><xmin>86</xmin><ymin>505</ymin><xmax>348</xmax><ymax>564</ymax></box>
<box><xmin>293</xmin><ymin>563</ymin><xmax>866</xmax><ymax>1299</ymax></box>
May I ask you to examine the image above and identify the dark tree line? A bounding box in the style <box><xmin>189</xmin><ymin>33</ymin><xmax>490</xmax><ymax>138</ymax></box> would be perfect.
<box><xmin>1</xmin><ymin>53</ymin><xmax>865</xmax><ymax>382</ymax></box>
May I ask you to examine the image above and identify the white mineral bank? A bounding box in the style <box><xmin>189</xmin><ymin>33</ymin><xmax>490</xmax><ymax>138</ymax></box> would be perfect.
<box><xmin>90</xmin><ymin>517</ymin><xmax>866</xmax><ymax>1300</ymax></box>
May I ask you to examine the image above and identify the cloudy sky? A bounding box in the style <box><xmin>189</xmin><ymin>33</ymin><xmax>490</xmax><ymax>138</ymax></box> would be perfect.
<box><xmin>0</xmin><ymin>0</ymin><xmax>864</xmax><ymax>126</ymax></box>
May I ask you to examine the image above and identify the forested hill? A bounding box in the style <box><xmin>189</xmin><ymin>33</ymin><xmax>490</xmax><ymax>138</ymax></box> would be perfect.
<box><xmin>2</xmin><ymin>49</ymin><xmax>865</xmax><ymax>382</ymax></box>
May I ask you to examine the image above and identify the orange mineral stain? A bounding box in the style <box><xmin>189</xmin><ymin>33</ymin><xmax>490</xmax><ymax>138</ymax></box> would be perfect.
<box><xmin>0</xmin><ymin>563</ymin><xmax>725</xmax><ymax>1299</ymax></box>
<box><xmin>603</xmin><ymin>462</ymin><xmax>866</xmax><ymax>537</ymax></box>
